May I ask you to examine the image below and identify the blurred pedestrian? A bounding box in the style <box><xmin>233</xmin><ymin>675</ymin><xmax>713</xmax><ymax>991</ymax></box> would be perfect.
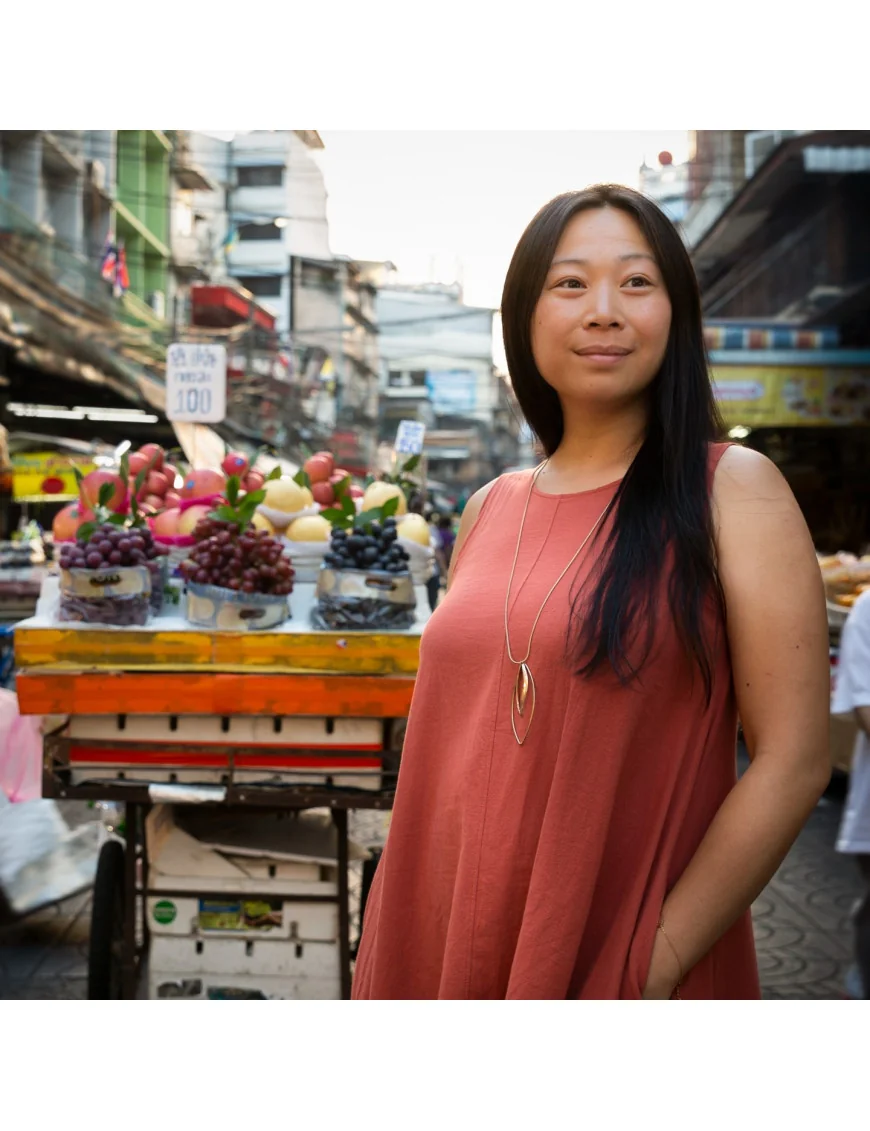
<box><xmin>353</xmin><ymin>185</ymin><xmax>829</xmax><ymax>1000</ymax></box>
<box><xmin>425</xmin><ymin>513</ymin><xmax>447</xmax><ymax>613</ymax></box>
<box><xmin>831</xmin><ymin>589</ymin><xmax>870</xmax><ymax>998</ymax></box>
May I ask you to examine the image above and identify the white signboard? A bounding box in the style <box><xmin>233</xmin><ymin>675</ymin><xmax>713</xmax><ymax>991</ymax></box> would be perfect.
<box><xmin>166</xmin><ymin>343</ymin><xmax>227</xmax><ymax>423</ymax></box>
<box><xmin>395</xmin><ymin>420</ymin><xmax>426</xmax><ymax>456</ymax></box>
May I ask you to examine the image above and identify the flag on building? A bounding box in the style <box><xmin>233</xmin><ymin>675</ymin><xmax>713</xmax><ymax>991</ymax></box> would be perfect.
<box><xmin>99</xmin><ymin>235</ymin><xmax>117</xmax><ymax>283</ymax></box>
<box><xmin>113</xmin><ymin>243</ymin><xmax>130</xmax><ymax>298</ymax></box>
<box><xmin>222</xmin><ymin>225</ymin><xmax>238</xmax><ymax>257</ymax></box>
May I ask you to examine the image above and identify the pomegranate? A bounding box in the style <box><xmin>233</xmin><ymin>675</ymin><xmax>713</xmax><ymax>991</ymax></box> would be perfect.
<box><xmin>80</xmin><ymin>470</ymin><xmax>127</xmax><ymax>511</ymax></box>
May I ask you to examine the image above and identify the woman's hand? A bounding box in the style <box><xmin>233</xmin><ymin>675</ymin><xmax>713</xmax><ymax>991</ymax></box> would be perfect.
<box><xmin>641</xmin><ymin>928</ymin><xmax>682</xmax><ymax>999</ymax></box>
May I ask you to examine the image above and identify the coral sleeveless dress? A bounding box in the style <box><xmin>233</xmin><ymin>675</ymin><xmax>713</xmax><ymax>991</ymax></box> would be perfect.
<box><xmin>352</xmin><ymin>443</ymin><xmax>760</xmax><ymax>999</ymax></box>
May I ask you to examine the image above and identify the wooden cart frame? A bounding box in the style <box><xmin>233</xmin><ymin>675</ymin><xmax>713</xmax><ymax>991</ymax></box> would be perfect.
<box><xmin>16</xmin><ymin>618</ymin><xmax>419</xmax><ymax>1000</ymax></box>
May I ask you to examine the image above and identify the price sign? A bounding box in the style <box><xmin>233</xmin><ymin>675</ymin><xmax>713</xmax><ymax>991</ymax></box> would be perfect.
<box><xmin>395</xmin><ymin>420</ymin><xmax>426</xmax><ymax>456</ymax></box>
<box><xmin>166</xmin><ymin>343</ymin><xmax>227</xmax><ymax>423</ymax></box>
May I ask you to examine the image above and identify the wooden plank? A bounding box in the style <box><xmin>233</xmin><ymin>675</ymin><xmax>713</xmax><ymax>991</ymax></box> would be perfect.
<box><xmin>14</xmin><ymin>625</ymin><xmax>421</xmax><ymax>675</ymax></box>
<box><xmin>16</xmin><ymin>671</ymin><xmax>417</xmax><ymax>718</ymax></box>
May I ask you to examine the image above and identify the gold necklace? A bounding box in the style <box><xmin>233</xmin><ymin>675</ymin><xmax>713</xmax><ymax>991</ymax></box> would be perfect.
<box><xmin>504</xmin><ymin>462</ymin><xmax>610</xmax><ymax>746</ymax></box>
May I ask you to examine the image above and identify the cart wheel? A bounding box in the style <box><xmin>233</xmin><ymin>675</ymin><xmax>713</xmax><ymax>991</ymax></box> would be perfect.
<box><xmin>88</xmin><ymin>838</ymin><xmax>126</xmax><ymax>999</ymax></box>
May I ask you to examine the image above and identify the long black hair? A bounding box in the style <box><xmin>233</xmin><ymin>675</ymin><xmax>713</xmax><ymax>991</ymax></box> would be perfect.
<box><xmin>501</xmin><ymin>185</ymin><xmax>726</xmax><ymax>696</ymax></box>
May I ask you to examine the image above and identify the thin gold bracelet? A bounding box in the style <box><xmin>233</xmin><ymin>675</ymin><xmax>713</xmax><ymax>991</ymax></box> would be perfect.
<box><xmin>658</xmin><ymin>918</ymin><xmax>684</xmax><ymax>1000</ymax></box>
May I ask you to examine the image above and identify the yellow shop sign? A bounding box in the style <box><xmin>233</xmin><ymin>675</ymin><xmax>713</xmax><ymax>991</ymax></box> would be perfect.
<box><xmin>712</xmin><ymin>366</ymin><xmax>870</xmax><ymax>427</ymax></box>
<box><xmin>12</xmin><ymin>451</ymin><xmax>96</xmax><ymax>502</ymax></box>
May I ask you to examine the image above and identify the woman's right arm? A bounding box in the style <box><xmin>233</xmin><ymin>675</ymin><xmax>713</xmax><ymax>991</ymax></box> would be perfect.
<box><xmin>446</xmin><ymin>480</ymin><xmax>498</xmax><ymax>590</ymax></box>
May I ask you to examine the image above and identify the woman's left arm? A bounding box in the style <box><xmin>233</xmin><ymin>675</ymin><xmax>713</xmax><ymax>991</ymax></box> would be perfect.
<box><xmin>643</xmin><ymin>445</ymin><xmax>831</xmax><ymax>998</ymax></box>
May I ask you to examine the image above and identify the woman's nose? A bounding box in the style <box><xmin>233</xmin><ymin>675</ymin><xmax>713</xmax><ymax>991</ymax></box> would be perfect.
<box><xmin>581</xmin><ymin>286</ymin><xmax>625</xmax><ymax>329</ymax></box>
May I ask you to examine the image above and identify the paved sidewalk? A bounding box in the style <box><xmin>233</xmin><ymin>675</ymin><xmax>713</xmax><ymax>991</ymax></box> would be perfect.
<box><xmin>0</xmin><ymin>792</ymin><xmax>862</xmax><ymax>999</ymax></box>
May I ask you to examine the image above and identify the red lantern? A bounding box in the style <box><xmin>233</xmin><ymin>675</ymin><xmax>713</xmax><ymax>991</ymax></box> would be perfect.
<box><xmin>658</xmin><ymin>150</ymin><xmax>673</xmax><ymax>167</ymax></box>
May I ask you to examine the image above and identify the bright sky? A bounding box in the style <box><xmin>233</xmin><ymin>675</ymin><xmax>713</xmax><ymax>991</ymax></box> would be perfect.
<box><xmin>315</xmin><ymin>131</ymin><xmax>691</xmax><ymax>311</ymax></box>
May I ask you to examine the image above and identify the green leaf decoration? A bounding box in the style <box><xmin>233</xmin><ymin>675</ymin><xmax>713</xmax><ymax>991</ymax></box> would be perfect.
<box><xmin>293</xmin><ymin>468</ymin><xmax>311</xmax><ymax>490</ymax></box>
<box><xmin>77</xmin><ymin>522</ymin><xmax>96</xmax><ymax>542</ymax></box>
<box><xmin>134</xmin><ymin>467</ymin><xmax>147</xmax><ymax>494</ymax></box>
<box><xmin>119</xmin><ymin>452</ymin><xmax>130</xmax><ymax>482</ymax></box>
<box><xmin>333</xmin><ymin>475</ymin><xmax>351</xmax><ymax>499</ymax></box>
<box><xmin>98</xmin><ymin>482</ymin><xmax>115</xmax><ymax>507</ymax></box>
<box><xmin>107</xmin><ymin>513</ymin><xmax>127</xmax><ymax>527</ymax></box>
<box><xmin>380</xmin><ymin>496</ymin><xmax>400</xmax><ymax>518</ymax></box>
<box><xmin>72</xmin><ymin>465</ymin><xmax>85</xmax><ymax>488</ymax></box>
<box><xmin>354</xmin><ymin>508</ymin><xmax>385</xmax><ymax>532</ymax></box>
<box><xmin>266</xmin><ymin>465</ymin><xmax>283</xmax><ymax>482</ymax></box>
<box><xmin>401</xmin><ymin>454</ymin><xmax>421</xmax><ymax>474</ymax></box>
<box><xmin>226</xmin><ymin>475</ymin><xmax>240</xmax><ymax>507</ymax></box>
<box><xmin>320</xmin><ymin>507</ymin><xmax>348</xmax><ymax>526</ymax></box>
<box><xmin>340</xmin><ymin>493</ymin><xmax>356</xmax><ymax>518</ymax></box>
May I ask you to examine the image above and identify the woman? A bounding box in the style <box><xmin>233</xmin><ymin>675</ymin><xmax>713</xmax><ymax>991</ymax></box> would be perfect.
<box><xmin>352</xmin><ymin>185</ymin><xmax>830</xmax><ymax>999</ymax></box>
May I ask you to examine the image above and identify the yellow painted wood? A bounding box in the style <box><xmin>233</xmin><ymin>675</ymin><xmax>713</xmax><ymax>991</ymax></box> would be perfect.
<box><xmin>15</xmin><ymin>625</ymin><xmax>421</xmax><ymax>676</ymax></box>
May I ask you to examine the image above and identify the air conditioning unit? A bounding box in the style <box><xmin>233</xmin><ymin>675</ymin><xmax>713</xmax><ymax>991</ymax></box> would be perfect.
<box><xmin>88</xmin><ymin>159</ymin><xmax>107</xmax><ymax>192</ymax></box>
<box><xmin>147</xmin><ymin>291</ymin><xmax>166</xmax><ymax>320</ymax></box>
<box><xmin>744</xmin><ymin>130</ymin><xmax>804</xmax><ymax>179</ymax></box>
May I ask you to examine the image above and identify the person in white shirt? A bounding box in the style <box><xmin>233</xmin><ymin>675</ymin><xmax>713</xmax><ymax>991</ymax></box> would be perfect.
<box><xmin>831</xmin><ymin>589</ymin><xmax>870</xmax><ymax>998</ymax></box>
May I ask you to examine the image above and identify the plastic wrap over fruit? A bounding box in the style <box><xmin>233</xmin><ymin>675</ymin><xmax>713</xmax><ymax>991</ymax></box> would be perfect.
<box><xmin>59</xmin><ymin>565</ymin><xmax>152</xmax><ymax>627</ymax></box>
<box><xmin>312</xmin><ymin>567</ymin><xmax>416</xmax><ymax>631</ymax></box>
<box><xmin>186</xmin><ymin>582</ymin><xmax>289</xmax><ymax>631</ymax></box>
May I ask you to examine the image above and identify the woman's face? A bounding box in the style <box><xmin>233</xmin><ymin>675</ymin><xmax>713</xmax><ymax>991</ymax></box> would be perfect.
<box><xmin>531</xmin><ymin>206</ymin><xmax>672</xmax><ymax>411</ymax></box>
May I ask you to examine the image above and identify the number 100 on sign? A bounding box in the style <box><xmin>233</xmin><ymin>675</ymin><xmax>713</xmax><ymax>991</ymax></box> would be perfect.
<box><xmin>166</xmin><ymin>343</ymin><xmax>227</xmax><ymax>423</ymax></box>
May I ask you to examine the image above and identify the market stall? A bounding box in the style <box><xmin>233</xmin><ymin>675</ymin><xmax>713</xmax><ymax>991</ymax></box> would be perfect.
<box><xmin>12</xmin><ymin>436</ymin><xmax>432</xmax><ymax>999</ymax></box>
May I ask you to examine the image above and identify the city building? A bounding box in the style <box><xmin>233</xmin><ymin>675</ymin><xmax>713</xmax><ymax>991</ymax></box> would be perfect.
<box><xmin>639</xmin><ymin>152</ymin><xmax>690</xmax><ymax>225</ymax></box>
<box><xmin>376</xmin><ymin>282</ymin><xmax>522</xmax><ymax>494</ymax></box>
<box><xmin>684</xmin><ymin>129</ymin><xmax>870</xmax><ymax>551</ymax></box>
<box><xmin>227</xmin><ymin>130</ymin><xmax>331</xmax><ymax>338</ymax></box>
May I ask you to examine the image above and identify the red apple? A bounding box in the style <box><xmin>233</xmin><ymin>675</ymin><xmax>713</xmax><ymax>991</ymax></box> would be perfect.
<box><xmin>152</xmin><ymin>507</ymin><xmax>182</xmax><ymax>537</ymax></box>
<box><xmin>314</xmin><ymin>451</ymin><xmax>335</xmax><ymax>476</ymax></box>
<box><xmin>243</xmin><ymin>471</ymin><xmax>266</xmax><ymax>493</ymax></box>
<box><xmin>179</xmin><ymin>468</ymin><xmax>226</xmax><ymax>499</ymax></box>
<box><xmin>80</xmin><ymin>470</ymin><xmax>127</xmax><ymax>511</ymax></box>
<box><xmin>163</xmin><ymin>462</ymin><xmax>182</xmax><ymax>489</ymax></box>
<box><xmin>145</xmin><ymin>470</ymin><xmax>171</xmax><ymax>497</ymax></box>
<box><xmin>127</xmin><ymin>451</ymin><xmax>152</xmax><ymax>478</ymax></box>
<box><xmin>177</xmin><ymin>504</ymin><xmax>213</xmax><ymax>536</ymax></box>
<box><xmin>163</xmin><ymin>490</ymin><xmax>182</xmax><ymax>510</ymax></box>
<box><xmin>349</xmin><ymin>485</ymin><xmax>365</xmax><ymax>499</ymax></box>
<box><xmin>53</xmin><ymin>502</ymin><xmax>94</xmax><ymax>542</ymax></box>
<box><xmin>143</xmin><ymin>494</ymin><xmax>165</xmax><ymax>510</ymax></box>
<box><xmin>311</xmin><ymin>481</ymin><xmax>335</xmax><ymax>507</ymax></box>
<box><xmin>222</xmin><ymin>451</ymin><xmax>250</xmax><ymax>479</ymax></box>
<box><xmin>138</xmin><ymin>443</ymin><xmax>164</xmax><ymax>470</ymax></box>
<box><xmin>303</xmin><ymin>454</ymin><xmax>332</xmax><ymax>484</ymax></box>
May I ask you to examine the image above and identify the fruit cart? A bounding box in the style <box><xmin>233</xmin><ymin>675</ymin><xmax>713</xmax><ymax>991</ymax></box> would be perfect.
<box><xmin>13</xmin><ymin>580</ymin><xmax>422</xmax><ymax>999</ymax></box>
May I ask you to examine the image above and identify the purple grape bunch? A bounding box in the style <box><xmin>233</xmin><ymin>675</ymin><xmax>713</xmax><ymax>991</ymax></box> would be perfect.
<box><xmin>59</xmin><ymin>523</ymin><xmax>168</xmax><ymax>586</ymax></box>
<box><xmin>179</xmin><ymin>517</ymin><xmax>295</xmax><ymax>596</ymax></box>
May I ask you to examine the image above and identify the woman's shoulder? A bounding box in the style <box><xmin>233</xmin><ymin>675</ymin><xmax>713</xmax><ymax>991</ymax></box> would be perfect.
<box><xmin>710</xmin><ymin>442</ymin><xmax>789</xmax><ymax>503</ymax></box>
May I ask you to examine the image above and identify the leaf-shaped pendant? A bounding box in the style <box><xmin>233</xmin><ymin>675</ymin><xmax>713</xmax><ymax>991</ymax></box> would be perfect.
<box><xmin>511</xmin><ymin>662</ymin><xmax>536</xmax><ymax>745</ymax></box>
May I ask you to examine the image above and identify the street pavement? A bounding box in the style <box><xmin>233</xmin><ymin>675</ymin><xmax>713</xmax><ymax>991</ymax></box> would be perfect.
<box><xmin>0</xmin><ymin>786</ymin><xmax>862</xmax><ymax>1000</ymax></box>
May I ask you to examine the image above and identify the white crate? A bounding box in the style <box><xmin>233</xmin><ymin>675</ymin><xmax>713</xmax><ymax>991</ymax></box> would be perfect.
<box><xmin>148</xmin><ymin>935</ymin><xmax>341</xmax><ymax>999</ymax></box>
<box><xmin>146</xmin><ymin>895</ymin><xmax>338</xmax><ymax>942</ymax></box>
<box><xmin>148</xmin><ymin>971</ymin><xmax>340</xmax><ymax>1000</ymax></box>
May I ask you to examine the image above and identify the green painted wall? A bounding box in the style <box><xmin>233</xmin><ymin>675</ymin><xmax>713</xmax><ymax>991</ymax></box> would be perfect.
<box><xmin>114</xmin><ymin>130</ymin><xmax>170</xmax><ymax>311</ymax></box>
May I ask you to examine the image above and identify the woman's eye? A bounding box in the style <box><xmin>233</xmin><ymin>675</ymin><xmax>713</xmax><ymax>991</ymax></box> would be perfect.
<box><xmin>625</xmin><ymin>276</ymin><xmax>651</xmax><ymax>288</ymax></box>
<box><xmin>557</xmin><ymin>278</ymin><xmax>584</xmax><ymax>289</ymax></box>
